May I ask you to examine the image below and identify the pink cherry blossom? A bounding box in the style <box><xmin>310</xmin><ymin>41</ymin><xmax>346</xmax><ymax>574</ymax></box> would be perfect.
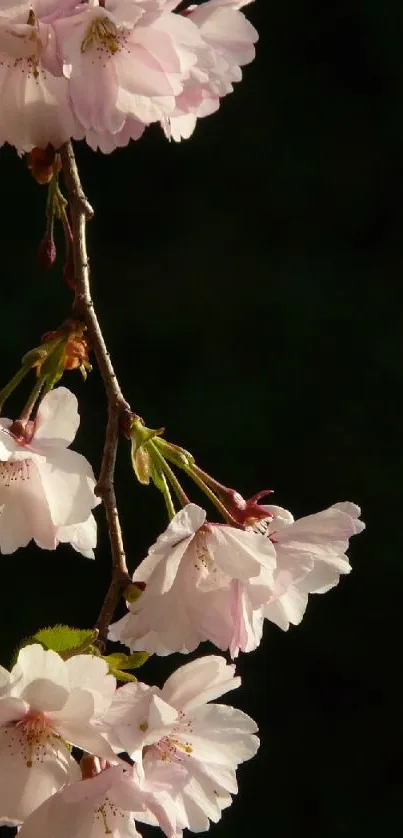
<box><xmin>0</xmin><ymin>0</ymin><xmax>258</xmax><ymax>151</ymax></box>
<box><xmin>51</xmin><ymin>0</ymin><xmax>206</xmax><ymax>149</ymax></box>
<box><xmin>17</xmin><ymin>765</ymin><xmax>144</xmax><ymax>838</ymax></box>
<box><xmin>56</xmin><ymin>514</ymin><xmax>98</xmax><ymax>559</ymax></box>
<box><xmin>103</xmin><ymin>655</ymin><xmax>259</xmax><ymax>833</ymax></box>
<box><xmin>108</xmin><ymin>503</ymin><xmax>277</xmax><ymax>656</ymax></box>
<box><xmin>162</xmin><ymin>0</ymin><xmax>258</xmax><ymax>141</ymax></box>
<box><xmin>17</xmin><ymin>758</ymin><xmax>186</xmax><ymax>838</ymax></box>
<box><xmin>0</xmin><ymin>387</ymin><xmax>100</xmax><ymax>555</ymax></box>
<box><xmin>0</xmin><ymin>0</ymin><xmax>82</xmax><ymax>152</ymax></box>
<box><xmin>253</xmin><ymin>501</ymin><xmax>365</xmax><ymax>630</ymax></box>
<box><xmin>0</xmin><ymin>643</ymin><xmax>117</xmax><ymax>824</ymax></box>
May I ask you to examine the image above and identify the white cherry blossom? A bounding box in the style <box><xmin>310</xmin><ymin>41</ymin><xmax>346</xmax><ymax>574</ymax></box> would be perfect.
<box><xmin>103</xmin><ymin>655</ymin><xmax>259</xmax><ymax>833</ymax></box>
<box><xmin>17</xmin><ymin>765</ymin><xmax>145</xmax><ymax>838</ymax></box>
<box><xmin>51</xmin><ymin>0</ymin><xmax>206</xmax><ymax>147</ymax></box>
<box><xmin>0</xmin><ymin>0</ymin><xmax>82</xmax><ymax>151</ymax></box>
<box><xmin>109</xmin><ymin>503</ymin><xmax>277</xmax><ymax>656</ymax></box>
<box><xmin>162</xmin><ymin>0</ymin><xmax>258</xmax><ymax>141</ymax></box>
<box><xmin>254</xmin><ymin>501</ymin><xmax>365</xmax><ymax>630</ymax></box>
<box><xmin>0</xmin><ymin>643</ymin><xmax>116</xmax><ymax>823</ymax></box>
<box><xmin>0</xmin><ymin>387</ymin><xmax>100</xmax><ymax>555</ymax></box>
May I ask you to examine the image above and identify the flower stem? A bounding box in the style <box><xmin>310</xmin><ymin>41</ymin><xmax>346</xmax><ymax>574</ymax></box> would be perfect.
<box><xmin>148</xmin><ymin>440</ymin><xmax>190</xmax><ymax>508</ymax></box>
<box><xmin>182</xmin><ymin>462</ymin><xmax>240</xmax><ymax>526</ymax></box>
<box><xmin>19</xmin><ymin>376</ymin><xmax>45</xmax><ymax>422</ymax></box>
<box><xmin>159</xmin><ymin>470</ymin><xmax>177</xmax><ymax>520</ymax></box>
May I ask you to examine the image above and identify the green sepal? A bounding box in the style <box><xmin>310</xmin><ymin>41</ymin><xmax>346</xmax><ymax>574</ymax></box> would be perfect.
<box><xmin>103</xmin><ymin>652</ymin><xmax>149</xmax><ymax>671</ymax></box>
<box><xmin>109</xmin><ymin>669</ymin><xmax>138</xmax><ymax>683</ymax></box>
<box><xmin>154</xmin><ymin>437</ymin><xmax>195</xmax><ymax>468</ymax></box>
<box><xmin>131</xmin><ymin>443</ymin><xmax>151</xmax><ymax>485</ymax></box>
<box><xmin>21</xmin><ymin>346</ymin><xmax>50</xmax><ymax>366</ymax></box>
<box><xmin>130</xmin><ymin>417</ymin><xmax>165</xmax><ymax>451</ymax></box>
<box><xmin>40</xmin><ymin>341</ymin><xmax>67</xmax><ymax>391</ymax></box>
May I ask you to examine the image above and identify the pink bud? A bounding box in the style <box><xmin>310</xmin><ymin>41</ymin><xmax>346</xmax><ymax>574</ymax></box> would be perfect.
<box><xmin>37</xmin><ymin>235</ymin><xmax>56</xmax><ymax>269</ymax></box>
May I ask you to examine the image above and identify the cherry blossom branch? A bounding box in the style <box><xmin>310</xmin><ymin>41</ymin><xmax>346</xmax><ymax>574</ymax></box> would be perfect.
<box><xmin>60</xmin><ymin>141</ymin><xmax>132</xmax><ymax>645</ymax></box>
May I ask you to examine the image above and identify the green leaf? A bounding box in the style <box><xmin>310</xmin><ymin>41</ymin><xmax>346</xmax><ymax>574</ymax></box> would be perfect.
<box><xmin>30</xmin><ymin>625</ymin><xmax>98</xmax><ymax>657</ymax></box>
<box><xmin>103</xmin><ymin>652</ymin><xmax>149</xmax><ymax>671</ymax></box>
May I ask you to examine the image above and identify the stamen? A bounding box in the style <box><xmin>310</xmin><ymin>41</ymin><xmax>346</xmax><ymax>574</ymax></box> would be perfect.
<box><xmin>95</xmin><ymin>798</ymin><xmax>125</xmax><ymax>835</ymax></box>
<box><xmin>81</xmin><ymin>17</ymin><xmax>123</xmax><ymax>55</ymax></box>
<box><xmin>0</xmin><ymin>459</ymin><xmax>31</xmax><ymax>488</ymax></box>
<box><xmin>153</xmin><ymin>715</ymin><xmax>195</xmax><ymax>763</ymax></box>
<box><xmin>4</xmin><ymin>711</ymin><xmax>56</xmax><ymax>768</ymax></box>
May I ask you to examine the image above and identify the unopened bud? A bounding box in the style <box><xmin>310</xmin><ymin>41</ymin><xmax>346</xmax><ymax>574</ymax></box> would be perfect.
<box><xmin>27</xmin><ymin>145</ymin><xmax>58</xmax><ymax>185</ymax></box>
<box><xmin>38</xmin><ymin>234</ymin><xmax>56</xmax><ymax>270</ymax></box>
<box><xmin>124</xmin><ymin>581</ymin><xmax>146</xmax><ymax>603</ymax></box>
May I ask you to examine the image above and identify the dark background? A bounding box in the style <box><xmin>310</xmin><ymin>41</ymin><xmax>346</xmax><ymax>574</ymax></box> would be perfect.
<box><xmin>1</xmin><ymin>0</ymin><xmax>403</xmax><ymax>835</ymax></box>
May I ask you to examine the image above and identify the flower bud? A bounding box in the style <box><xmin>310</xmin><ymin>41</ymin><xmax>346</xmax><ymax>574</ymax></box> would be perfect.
<box><xmin>123</xmin><ymin>581</ymin><xmax>146</xmax><ymax>603</ymax></box>
<box><xmin>27</xmin><ymin>145</ymin><xmax>58</xmax><ymax>184</ymax></box>
<box><xmin>38</xmin><ymin>234</ymin><xmax>57</xmax><ymax>269</ymax></box>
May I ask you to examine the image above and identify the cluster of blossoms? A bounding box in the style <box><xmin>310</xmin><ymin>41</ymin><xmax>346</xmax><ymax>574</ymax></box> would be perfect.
<box><xmin>0</xmin><ymin>0</ymin><xmax>367</xmax><ymax>828</ymax></box>
<box><xmin>0</xmin><ymin>0</ymin><xmax>258</xmax><ymax>153</ymax></box>
<box><xmin>0</xmin><ymin>385</ymin><xmax>364</xmax><ymax>835</ymax></box>
<box><xmin>0</xmin><ymin>647</ymin><xmax>258</xmax><ymax>835</ymax></box>
<box><xmin>0</xmin><ymin>387</ymin><xmax>364</xmax><ymax>655</ymax></box>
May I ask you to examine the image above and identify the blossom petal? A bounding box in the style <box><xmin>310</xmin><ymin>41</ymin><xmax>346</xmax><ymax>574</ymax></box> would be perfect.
<box><xmin>33</xmin><ymin>388</ymin><xmax>80</xmax><ymax>448</ymax></box>
<box><xmin>11</xmin><ymin>645</ymin><xmax>69</xmax><ymax>708</ymax></box>
<box><xmin>263</xmin><ymin>586</ymin><xmax>309</xmax><ymax>631</ymax></box>
<box><xmin>162</xmin><ymin>655</ymin><xmax>239</xmax><ymax>712</ymax></box>
<box><xmin>207</xmin><ymin>525</ymin><xmax>276</xmax><ymax>580</ymax></box>
<box><xmin>65</xmin><ymin>655</ymin><xmax>116</xmax><ymax>717</ymax></box>
<box><xmin>37</xmin><ymin>447</ymin><xmax>98</xmax><ymax>527</ymax></box>
<box><xmin>0</xmin><ymin>728</ymin><xmax>80</xmax><ymax>824</ymax></box>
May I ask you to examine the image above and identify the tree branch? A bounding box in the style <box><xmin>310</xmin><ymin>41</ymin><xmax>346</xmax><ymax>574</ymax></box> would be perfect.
<box><xmin>60</xmin><ymin>140</ymin><xmax>132</xmax><ymax>646</ymax></box>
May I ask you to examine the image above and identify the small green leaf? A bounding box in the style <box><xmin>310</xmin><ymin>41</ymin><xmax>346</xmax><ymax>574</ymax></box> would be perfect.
<box><xmin>30</xmin><ymin>625</ymin><xmax>98</xmax><ymax>656</ymax></box>
<box><xmin>103</xmin><ymin>652</ymin><xmax>149</xmax><ymax>671</ymax></box>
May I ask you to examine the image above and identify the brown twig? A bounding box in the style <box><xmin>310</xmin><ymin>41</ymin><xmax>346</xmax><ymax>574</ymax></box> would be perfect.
<box><xmin>60</xmin><ymin>141</ymin><xmax>132</xmax><ymax>646</ymax></box>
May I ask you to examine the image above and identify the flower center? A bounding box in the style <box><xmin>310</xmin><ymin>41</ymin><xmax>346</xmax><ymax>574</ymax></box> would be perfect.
<box><xmin>6</xmin><ymin>710</ymin><xmax>55</xmax><ymax>768</ymax></box>
<box><xmin>252</xmin><ymin>518</ymin><xmax>272</xmax><ymax>536</ymax></box>
<box><xmin>194</xmin><ymin>531</ymin><xmax>215</xmax><ymax>574</ymax></box>
<box><xmin>81</xmin><ymin>17</ymin><xmax>124</xmax><ymax>55</ymax></box>
<box><xmin>94</xmin><ymin>798</ymin><xmax>127</xmax><ymax>835</ymax></box>
<box><xmin>152</xmin><ymin>714</ymin><xmax>194</xmax><ymax>763</ymax></box>
<box><xmin>154</xmin><ymin>735</ymin><xmax>193</xmax><ymax>762</ymax></box>
<box><xmin>0</xmin><ymin>459</ymin><xmax>32</xmax><ymax>488</ymax></box>
<box><xmin>188</xmin><ymin>530</ymin><xmax>229</xmax><ymax>591</ymax></box>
